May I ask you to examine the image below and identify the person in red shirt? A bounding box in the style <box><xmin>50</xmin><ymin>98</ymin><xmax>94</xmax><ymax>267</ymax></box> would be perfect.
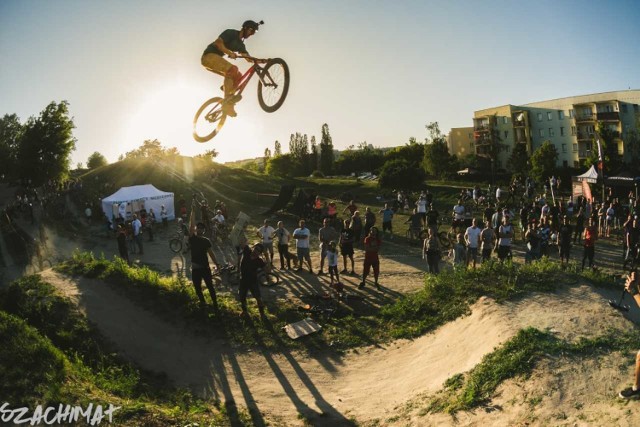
<box><xmin>359</xmin><ymin>226</ymin><xmax>382</xmax><ymax>290</ymax></box>
<box><xmin>581</xmin><ymin>218</ymin><xmax>597</xmax><ymax>270</ymax></box>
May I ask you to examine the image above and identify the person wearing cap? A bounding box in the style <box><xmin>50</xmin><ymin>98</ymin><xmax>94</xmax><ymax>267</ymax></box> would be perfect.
<box><xmin>257</xmin><ymin>219</ymin><xmax>276</xmax><ymax>266</ymax></box>
<box><xmin>201</xmin><ymin>19</ymin><xmax>267</xmax><ymax>117</ymax></box>
<box><xmin>189</xmin><ymin>205</ymin><xmax>220</xmax><ymax>310</ymax></box>
<box><xmin>239</xmin><ymin>242</ymin><xmax>268</xmax><ymax>318</ymax></box>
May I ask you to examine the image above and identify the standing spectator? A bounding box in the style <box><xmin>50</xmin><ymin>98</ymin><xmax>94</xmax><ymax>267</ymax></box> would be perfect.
<box><xmin>406</xmin><ymin>208</ymin><xmax>423</xmax><ymax>241</ymax></box>
<box><xmin>293</xmin><ymin>220</ymin><xmax>313</xmax><ymax>272</ymax></box>
<box><xmin>626</xmin><ymin>217</ymin><xmax>639</xmax><ymax>263</ymax></box>
<box><xmin>132</xmin><ymin>214</ymin><xmax>144</xmax><ymax>255</ymax></box>
<box><xmin>256</xmin><ymin>219</ymin><xmax>276</xmax><ymax>266</ymax></box>
<box><xmin>539</xmin><ymin>217</ymin><xmax>551</xmax><ymax>257</ymax></box>
<box><xmin>452</xmin><ymin>233</ymin><xmax>467</xmax><ymax>268</ymax></box>
<box><xmin>327</xmin><ymin>200</ymin><xmax>338</xmax><ymax>221</ymax></box>
<box><xmin>147</xmin><ymin>208</ymin><xmax>156</xmax><ymax>241</ymax></box>
<box><xmin>274</xmin><ymin>221</ymin><xmax>292</xmax><ymax>270</ymax></box>
<box><xmin>238</xmin><ymin>242</ymin><xmax>268</xmax><ymax>319</ymax></box>
<box><xmin>188</xmin><ymin>207</ymin><xmax>220</xmax><ymax>310</ymax></box>
<box><xmin>160</xmin><ymin>204</ymin><xmax>168</xmax><ymax>229</ymax></box>
<box><xmin>359</xmin><ymin>226</ymin><xmax>382</xmax><ymax>290</ymax></box>
<box><xmin>525</xmin><ymin>220</ymin><xmax>542</xmax><ymax>263</ymax></box>
<box><xmin>343</xmin><ymin>200</ymin><xmax>358</xmax><ymax>217</ymax></box>
<box><xmin>422</xmin><ymin>228</ymin><xmax>440</xmax><ymax>275</ymax></box>
<box><xmin>116</xmin><ymin>224</ymin><xmax>130</xmax><ymax>265</ymax></box>
<box><xmin>425</xmin><ymin>203</ymin><xmax>439</xmax><ymax>236</ymax></box>
<box><xmin>363</xmin><ymin>207</ymin><xmax>376</xmax><ymax>239</ymax></box>
<box><xmin>557</xmin><ymin>215</ymin><xmax>573</xmax><ymax>266</ymax></box>
<box><xmin>379</xmin><ymin>203</ymin><xmax>394</xmax><ymax>239</ymax></box>
<box><xmin>339</xmin><ymin>219</ymin><xmax>356</xmax><ymax>275</ymax></box>
<box><xmin>416</xmin><ymin>193</ymin><xmax>428</xmax><ymax>225</ymax></box>
<box><xmin>84</xmin><ymin>204</ymin><xmax>92</xmax><ymax>223</ymax></box>
<box><xmin>605</xmin><ymin>203</ymin><xmax>615</xmax><ymax>237</ymax></box>
<box><xmin>581</xmin><ymin>218</ymin><xmax>597</xmax><ymax>270</ymax></box>
<box><xmin>178</xmin><ymin>195</ymin><xmax>187</xmax><ymax>220</ymax></box>
<box><xmin>497</xmin><ymin>216</ymin><xmax>513</xmax><ymax>262</ymax></box>
<box><xmin>317</xmin><ymin>218</ymin><xmax>337</xmax><ymax>275</ymax></box>
<box><xmin>327</xmin><ymin>241</ymin><xmax>340</xmax><ymax>287</ymax></box>
<box><xmin>480</xmin><ymin>221</ymin><xmax>496</xmax><ymax>263</ymax></box>
<box><xmin>574</xmin><ymin>208</ymin><xmax>585</xmax><ymax>244</ymax></box>
<box><xmin>464</xmin><ymin>218</ymin><xmax>481</xmax><ymax>269</ymax></box>
<box><xmin>452</xmin><ymin>200</ymin><xmax>465</xmax><ymax>231</ymax></box>
<box><xmin>351</xmin><ymin>211</ymin><xmax>363</xmax><ymax>242</ymax></box>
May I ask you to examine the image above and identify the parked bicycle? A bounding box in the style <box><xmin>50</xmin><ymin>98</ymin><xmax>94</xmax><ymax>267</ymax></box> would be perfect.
<box><xmin>193</xmin><ymin>56</ymin><xmax>290</xmax><ymax>142</ymax></box>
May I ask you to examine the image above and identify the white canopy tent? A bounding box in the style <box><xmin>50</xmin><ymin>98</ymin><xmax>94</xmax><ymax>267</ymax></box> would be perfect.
<box><xmin>574</xmin><ymin>165</ymin><xmax>598</xmax><ymax>183</ymax></box>
<box><xmin>102</xmin><ymin>184</ymin><xmax>175</xmax><ymax>222</ymax></box>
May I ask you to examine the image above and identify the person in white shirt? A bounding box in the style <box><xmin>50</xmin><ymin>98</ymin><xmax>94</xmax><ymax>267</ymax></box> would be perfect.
<box><xmin>452</xmin><ymin>200</ymin><xmax>465</xmax><ymax>230</ymax></box>
<box><xmin>256</xmin><ymin>219</ymin><xmax>276</xmax><ymax>265</ymax></box>
<box><xmin>274</xmin><ymin>221</ymin><xmax>292</xmax><ymax>269</ymax></box>
<box><xmin>213</xmin><ymin>210</ymin><xmax>225</xmax><ymax>225</ymax></box>
<box><xmin>293</xmin><ymin>220</ymin><xmax>312</xmax><ymax>272</ymax></box>
<box><xmin>132</xmin><ymin>214</ymin><xmax>143</xmax><ymax>255</ymax></box>
<box><xmin>464</xmin><ymin>218</ymin><xmax>482</xmax><ymax>269</ymax></box>
<box><xmin>416</xmin><ymin>196</ymin><xmax>428</xmax><ymax>225</ymax></box>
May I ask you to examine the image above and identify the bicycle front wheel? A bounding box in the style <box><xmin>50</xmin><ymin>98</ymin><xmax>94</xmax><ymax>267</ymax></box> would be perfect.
<box><xmin>193</xmin><ymin>97</ymin><xmax>227</xmax><ymax>142</ymax></box>
<box><xmin>258</xmin><ymin>58</ymin><xmax>290</xmax><ymax>113</ymax></box>
<box><xmin>169</xmin><ymin>238</ymin><xmax>182</xmax><ymax>253</ymax></box>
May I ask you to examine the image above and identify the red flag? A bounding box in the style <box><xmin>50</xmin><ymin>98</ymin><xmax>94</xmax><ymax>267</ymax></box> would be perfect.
<box><xmin>582</xmin><ymin>180</ymin><xmax>592</xmax><ymax>202</ymax></box>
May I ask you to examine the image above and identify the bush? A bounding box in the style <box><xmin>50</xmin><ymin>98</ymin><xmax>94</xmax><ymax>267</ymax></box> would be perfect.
<box><xmin>378</xmin><ymin>159</ymin><xmax>426</xmax><ymax>189</ymax></box>
<box><xmin>310</xmin><ymin>170</ymin><xmax>325</xmax><ymax>178</ymax></box>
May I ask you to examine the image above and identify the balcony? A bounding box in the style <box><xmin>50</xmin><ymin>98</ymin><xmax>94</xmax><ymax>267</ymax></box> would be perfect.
<box><xmin>575</xmin><ymin>113</ymin><xmax>595</xmax><ymax>123</ymax></box>
<box><xmin>577</xmin><ymin>132</ymin><xmax>594</xmax><ymax>141</ymax></box>
<box><xmin>512</xmin><ymin>120</ymin><xmax>527</xmax><ymax>127</ymax></box>
<box><xmin>578</xmin><ymin>150</ymin><xmax>592</xmax><ymax>159</ymax></box>
<box><xmin>597</xmin><ymin>111</ymin><xmax>620</xmax><ymax>121</ymax></box>
<box><xmin>474</xmin><ymin>124</ymin><xmax>491</xmax><ymax>131</ymax></box>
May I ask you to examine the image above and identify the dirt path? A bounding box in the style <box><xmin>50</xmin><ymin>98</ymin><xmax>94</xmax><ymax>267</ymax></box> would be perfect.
<box><xmin>38</xmin><ymin>266</ymin><xmax>640</xmax><ymax>426</ymax></box>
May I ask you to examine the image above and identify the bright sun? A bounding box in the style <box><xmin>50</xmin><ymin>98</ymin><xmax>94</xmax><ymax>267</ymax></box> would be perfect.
<box><xmin>123</xmin><ymin>80</ymin><xmax>204</xmax><ymax>155</ymax></box>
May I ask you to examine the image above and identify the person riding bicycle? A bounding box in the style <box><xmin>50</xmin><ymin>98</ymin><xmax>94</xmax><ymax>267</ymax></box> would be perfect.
<box><xmin>201</xmin><ymin>19</ymin><xmax>266</xmax><ymax>117</ymax></box>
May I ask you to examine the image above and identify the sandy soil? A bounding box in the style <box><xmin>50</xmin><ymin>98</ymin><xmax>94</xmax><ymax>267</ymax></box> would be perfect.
<box><xmin>3</xmin><ymin>191</ymin><xmax>640</xmax><ymax>426</ymax></box>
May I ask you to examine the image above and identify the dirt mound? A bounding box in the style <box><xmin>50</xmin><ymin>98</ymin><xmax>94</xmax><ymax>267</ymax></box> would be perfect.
<box><xmin>38</xmin><ymin>268</ymin><xmax>640</xmax><ymax>426</ymax></box>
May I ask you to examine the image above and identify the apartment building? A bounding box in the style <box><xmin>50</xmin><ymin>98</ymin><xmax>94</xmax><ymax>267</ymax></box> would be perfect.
<box><xmin>472</xmin><ymin>90</ymin><xmax>640</xmax><ymax>169</ymax></box>
<box><xmin>446</xmin><ymin>127</ymin><xmax>475</xmax><ymax>158</ymax></box>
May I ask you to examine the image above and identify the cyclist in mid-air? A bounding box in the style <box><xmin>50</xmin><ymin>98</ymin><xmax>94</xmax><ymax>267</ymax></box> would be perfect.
<box><xmin>201</xmin><ymin>19</ymin><xmax>266</xmax><ymax>117</ymax></box>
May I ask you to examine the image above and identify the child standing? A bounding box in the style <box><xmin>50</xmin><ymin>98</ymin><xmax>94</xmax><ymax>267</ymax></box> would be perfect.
<box><xmin>452</xmin><ymin>233</ymin><xmax>467</xmax><ymax>268</ymax></box>
<box><xmin>327</xmin><ymin>241</ymin><xmax>340</xmax><ymax>286</ymax></box>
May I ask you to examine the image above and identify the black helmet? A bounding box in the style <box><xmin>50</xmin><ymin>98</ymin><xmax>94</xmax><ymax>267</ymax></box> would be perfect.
<box><xmin>242</xmin><ymin>19</ymin><xmax>263</xmax><ymax>30</ymax></box>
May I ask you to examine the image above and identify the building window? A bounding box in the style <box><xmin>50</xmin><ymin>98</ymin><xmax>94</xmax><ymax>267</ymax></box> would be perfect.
<box><xmin>569</xmin><ymin>109</ymin><xmax>575</xmax><ymax>118</ymax></box>
<box><xmin>573</xmin><ymin>143</ymin><xmax>578</xmax><ymax>153</ymax></box>
<box><xmin>560</xmin><ymin>127</ymin><xmax>565</xmax><ymax>136</ymax></box>
<box><xmin>549</xmin><ymin>128</ymin><xmax>555</xmax><ymax>137</ymax></box>
<box><xmin>539</xmin><ymin>129</ymin><xmax>545</xmax><ymax>137</ymax></box>
<box><xmin>558</xmin><ymin>111</ymin><xmax>564</xmax><ymax>120</ymax></box>
<box><xmin>537</xmin><ymin>113</ymin><xmax>543</xmax><ymax>122</ymax></box>
<box><xmin>622</xmin><ymin>104</ymin><xmax>628</xmax><ymax>113</ymax></box>
<box><xmin>504</xmin><ymin>130</ymin><xmax>509</xmax><ymax>139</ymax></box>
<box><xmin>547</xmin><ymin>112</ymin><xmax>553</xmax><ymax>121</ymax></box>
<box><xmin>571</xmin><ymin>126</ymin><xmax>577</xmax><ymax>136</ymax></box>
<box><xmin>562</xmin><ymin>144</ymin><xmax>567</xmax><ymax>153</ymax></box>
<box><xmin>563</xmin><ymin>160</ymin><xmax>568</xmax><ymax>167</ymax></box>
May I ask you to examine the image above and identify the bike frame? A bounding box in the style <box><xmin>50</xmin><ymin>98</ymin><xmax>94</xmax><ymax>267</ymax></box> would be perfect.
<box><xmin>231</xmin><ymin>59</ymin><xmax>276</xmax><ymax>98</ymax></box>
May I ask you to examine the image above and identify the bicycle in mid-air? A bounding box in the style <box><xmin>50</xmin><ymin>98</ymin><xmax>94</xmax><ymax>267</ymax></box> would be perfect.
<box><xmin>193</xmin><ymin>56</ymin><xmax>290</xmax><ymax>142</ymax></box>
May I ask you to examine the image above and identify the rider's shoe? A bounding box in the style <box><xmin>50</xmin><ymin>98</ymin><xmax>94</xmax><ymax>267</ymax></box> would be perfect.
<box><xmin>222</xmin><ymin>103</ymin><xmax>237</xmax><ymax>117</ymax></box>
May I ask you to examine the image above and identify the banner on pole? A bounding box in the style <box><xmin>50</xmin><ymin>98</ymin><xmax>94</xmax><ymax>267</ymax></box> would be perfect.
<box><xmin>582</xmin><ymin>180</ymin><xmax>592</xmax><ymax>202</ymax></box>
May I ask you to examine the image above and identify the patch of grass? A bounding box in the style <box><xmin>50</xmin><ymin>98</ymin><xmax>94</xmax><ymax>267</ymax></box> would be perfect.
<box><xmin>0</xmin><ymin>275</ymin><xmax>252</xmax><ymax>426</ymax></box>
<box><xmin>426</xmin><ymin>327</ymin><xmax>640</xmax><ymax>414</ymax></box>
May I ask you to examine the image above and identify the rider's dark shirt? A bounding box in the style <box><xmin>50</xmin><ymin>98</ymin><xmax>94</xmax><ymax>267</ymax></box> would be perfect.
<box><xmin>189</xmin><ymin>234</ymin><xmax>212</xmax><ymax>269</ymax></box>
<box><xmin>204</xmin><ymin>29</ymin><xmax>248</xmax><ymax>56</ymax></box>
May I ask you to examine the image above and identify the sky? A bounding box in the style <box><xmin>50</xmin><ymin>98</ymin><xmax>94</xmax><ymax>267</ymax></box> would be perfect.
<box><xmin>1</xmin><ymin>0</ymin><xmax>640</xmax><ymax>166</ymax></box>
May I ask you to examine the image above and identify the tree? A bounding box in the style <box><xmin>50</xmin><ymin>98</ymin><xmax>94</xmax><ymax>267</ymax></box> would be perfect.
<box><xmin>384</xmin><ymin>138</ymin><xmax>425</xmax><ymax>167</ymax></box>
<box><xmin>274</xmin><ymin>140</ymin><xmax>282</xmax><ymax>157</ymax></box>
<box><xmin>87</xmin><ymin>151</ymin><xmax>108</xmax><ymax>169</ymax></box>
<box><xmin>265</xmin><ymin>153</ymin><xmax>303</xmax><ymax>177</ymax></box>
<box><xmin>17</xmin><ymin>101</ymin><xmax>76</xmax><ymax>185</ymax></box>
<box><xmin>423</xmin><ymin>122</ymin><xmax>455</xmax><ymax>179</ymax></box>
<box><xmin>583</xmin><ymin>122</ymin><xmax>623</xmax><ymax>175</ymax></box>
<box><xmin>334</xmin><ymin>142</ymin><xmax>385</xmax><ymax>175</ymax></box>
<box><xmin>124</xmin><ymin>139</ymin><xmax>164</xmax><ymax>159</ymax></box>
<box><xmin>309</xmin><ymin>136</ymin><xmax>319</xmax><ymax>173</ymax></box>
<box><xmin>508</xmin><ymin>143</ymin><xmax>530</xmax><ymax>176</ymax></box>
<box><xmin>624</xmin><ymin>113</ymin><xmax>640</xmax><ymax>170</ymax></box>
<box><xmin>0</xmin><ymin>113</ymin><xmax>22</xmax><ymax>179</ymax></box>
<box><xmin>319</xmin><ymin>123</ymin><xmax>334</xmax><ymax>175</ymax></box>
<box><xmin>378</xmin><ymin>159</ymin><xmax>426</xmax><ymax>189</ymax></box>
<box><xmin>530</xmin><ymin>140</ymin><xmax>558</xmax><ymax>183</ymax></box>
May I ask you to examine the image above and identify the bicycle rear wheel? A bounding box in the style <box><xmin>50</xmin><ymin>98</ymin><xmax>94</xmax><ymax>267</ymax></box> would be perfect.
<box><xmin>258</xmin><ymin>58</ymin><xmax>290</xmax><ymax>113</ymax></box>
<box><xmin>193</xmin><ymin>97</ymin><xmax>227</xmax><ymax>142</ymax></box>
<box><xmin>438</xmin><ymin>232</ymin><xmax>451</xmax><ymax>249</ymax></box>
<box><xmin>169</xmin><ymin>238</ymin><xmax>182</xmax><ymax>253</ymax></box>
